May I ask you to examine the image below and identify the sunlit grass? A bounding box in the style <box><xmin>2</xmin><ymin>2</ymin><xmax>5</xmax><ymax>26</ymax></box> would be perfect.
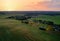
<box><xmin>31</xmin><ymin>15</ymin><xmax>60</xmax><ymax>24</ymax></box>
<box><xmin>0</xmin><ymin>15</ymin><xmax>60</xmax><ymax>41</ymax></box>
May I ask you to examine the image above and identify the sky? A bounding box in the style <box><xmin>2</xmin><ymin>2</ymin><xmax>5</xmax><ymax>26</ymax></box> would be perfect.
<box><xmin>0</xmin><ymin>0</ymin><xmax>60</xmax><ymax>11</ymax></box>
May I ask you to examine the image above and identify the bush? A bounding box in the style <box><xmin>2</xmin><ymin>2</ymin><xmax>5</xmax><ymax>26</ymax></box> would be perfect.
<box><xmin>21</xmin><ymin>20</ymin><xmax>29</xmax><ymax>24</ymax></box>
<box><xmin>7</xmin><ymin>16</ymin><xmax>15</xmax><ymax>19</ymax></box>
<box><xmin>39</xmin><ymin>27</ymin><xmax>46</xmax><ymax>31</ymax></box>
<box><xmin>46</xmin><ymin>25</ymin><xmax>54</xmax><ymax>31</ymax></box>
<box><xmin>15</xmin><ymin>16</ymin><xmax>26</xmax><ymax>20</ymax></box>
<box><xmin>0</xmin><ymin>12</ymin><xmax>5</xmax><ymax>15</ymax></box>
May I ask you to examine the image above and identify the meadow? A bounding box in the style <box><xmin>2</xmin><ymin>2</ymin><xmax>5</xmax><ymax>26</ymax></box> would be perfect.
<box><xmin>31</xmin><ymin>15</ymin><xmax>60</xmax><ymax>24</ymax></box>
<box><xmin>0</xmin><ymin>13</ymin><xmax>60</xmax><ymax>41</ymax></box>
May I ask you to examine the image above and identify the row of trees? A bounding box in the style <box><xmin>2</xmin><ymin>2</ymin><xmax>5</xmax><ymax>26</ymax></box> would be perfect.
<box><xmin>7</xmin><ymin>16</ymin><xmax>60</xmax><ymax>32</ymax></box>
<box><xmin>21</xmin><ymin>19</ymin><xmax>60</xmax><ymax>31</ymax></box>
<box><xmin>7</xmin><ymin>16</ymin><xmax>31</xmax><ymax>20</ymax></box>
<box><xmin>38</xmin><ymin>20</ymin><xmax>60</xmax><ymax>31</ymax></box>
<box><xmin>0</xmin><ymin>12</ymin><xmax>5</xmax><ymax>15</ymax></box>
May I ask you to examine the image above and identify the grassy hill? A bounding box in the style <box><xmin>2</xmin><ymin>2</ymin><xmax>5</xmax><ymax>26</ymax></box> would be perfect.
<box><xmin>0</xmin><ymin>14</ymin><xmax>60</xmax><ymax>41</ymax></box>
<box><xmin>31</xmin><ymin>15</ymin><xmax>60</xmax><ymax>24</ymax></box>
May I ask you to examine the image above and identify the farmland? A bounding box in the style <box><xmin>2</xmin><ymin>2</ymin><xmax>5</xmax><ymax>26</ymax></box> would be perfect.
<box><xmin>0</xmin><ymin>11</ymin><xmax>60</xmax><ymax>41</ymax></box>
<box><xmin>31</xmin><ymin>15</ymin><xmax>60</xmax><ymax>24</ymax></box>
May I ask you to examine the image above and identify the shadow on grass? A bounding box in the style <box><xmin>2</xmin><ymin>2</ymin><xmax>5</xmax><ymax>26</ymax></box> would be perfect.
<box><xmin>0</xmin><ymin>26</ymin><xmax>29</xmax><ymax>41</ymax></box>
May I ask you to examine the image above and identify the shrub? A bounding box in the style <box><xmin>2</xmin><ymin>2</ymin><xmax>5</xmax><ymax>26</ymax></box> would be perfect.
<box><xmin>7</xmin><ymin>16</ymin><xmax>15</xmax><ymax>19</ymax></box>
<box><xmin>46</xmin><ymin>25</ymin><xmax>54</xmax><ymax>31</ymax></box>
<box><xmin>39</xmin><ymin>27</ymin><xmax>46</xmax><ymax>31</ymax></box>
<box><xmin>15</xmin><ymin>16</ymin><xmax>26</xmax><ymax>20</ymax></box>
<box><xmin>21</xmin><ymin>20</ymin><xmax>29</xmax><ymax>24</ymax></box>
<box><xmin>0</xmin><ymin>12</ymin><xmax>5</xmax><ymax>15</ymax></box>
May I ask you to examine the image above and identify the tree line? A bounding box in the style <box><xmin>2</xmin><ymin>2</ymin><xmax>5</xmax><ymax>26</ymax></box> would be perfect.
<box><xmin>7</xmin><ymin>16</ymin><xmax>60</xmax><ymax>32</ymax></box>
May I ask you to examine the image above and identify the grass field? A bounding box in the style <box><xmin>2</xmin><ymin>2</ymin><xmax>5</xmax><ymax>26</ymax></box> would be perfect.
<box><xmin>31</xmin><ymin>15</ymin><xmax>60</xmax><ymax>24</ymax></box>
<box><xmin>0</xmin><ymin>15</ymin><xmax>60</xmax><ymax>41</ymax></box>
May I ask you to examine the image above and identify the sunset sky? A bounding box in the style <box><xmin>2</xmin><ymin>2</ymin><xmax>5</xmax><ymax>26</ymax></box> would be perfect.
<box><xmin>0</xmin><ymin>0</ymin><xmax>60</xmax><ymax>11</ymax></box>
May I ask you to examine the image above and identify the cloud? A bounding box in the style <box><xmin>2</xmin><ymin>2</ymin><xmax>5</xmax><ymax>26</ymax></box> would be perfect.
<box><xmin>48</xmin><ymin>0</ymin><xmax>60</xmax><ymax>8</ymax></box>
<box><xmin>26</xmin><ymin>0</ymin><xmax>50</xmax><ymax>10</ymax></box>
<box><xmin>26</xmin><ymin>0</ymin><xmax>60</xmax><ymax>11</ymax></box>
<box><xmin>36</xmin><ymin>0</ymin><xmax>60</xmax><ymax>8</ymax></box>
<box><xmin>0</xmin><ymin>0</ymin><xmax>60</xmax><ymax>11</ymax></box>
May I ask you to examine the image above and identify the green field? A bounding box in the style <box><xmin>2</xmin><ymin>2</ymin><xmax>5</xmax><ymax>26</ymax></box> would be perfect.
<box><xmin>31</xmin><ymin>15</ymin><xmax>60</xmax><ymax>24</ymax></box>
<box><xmin>0</xmin><ymin>15</ymin><xmax>60</xmax><ymax>41</ymax></box>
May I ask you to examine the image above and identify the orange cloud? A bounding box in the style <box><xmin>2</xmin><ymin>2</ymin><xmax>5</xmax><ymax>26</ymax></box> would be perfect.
<box><xmin>0</xmin><ymin>0</ymin><xmax>60</xmax><ymax>11</ymax></box>
<box><xmin>25</xmin><ymin>0</ymin><xmax>60</xmax><ymax>11</ymax></box>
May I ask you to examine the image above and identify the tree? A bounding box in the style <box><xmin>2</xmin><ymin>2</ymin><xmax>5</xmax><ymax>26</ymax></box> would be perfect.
<box><xmin>7</xmin><ymin>16</ymin><xmax>15</xmax><ymax>19</ymax></box>
<box><xmin>38</xmin><ymin>20</ymin><xmax>43</xmax><ymax>23</ymax></box>
<box><xmin>0</xmin><ymin>12</ymin><xmax>5</xmax><ymax>15</ymax></box>
<box><xmin>46</xmin><ymin>25</ymin><xmax>54</xmax><ymax>31</ymax></box>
